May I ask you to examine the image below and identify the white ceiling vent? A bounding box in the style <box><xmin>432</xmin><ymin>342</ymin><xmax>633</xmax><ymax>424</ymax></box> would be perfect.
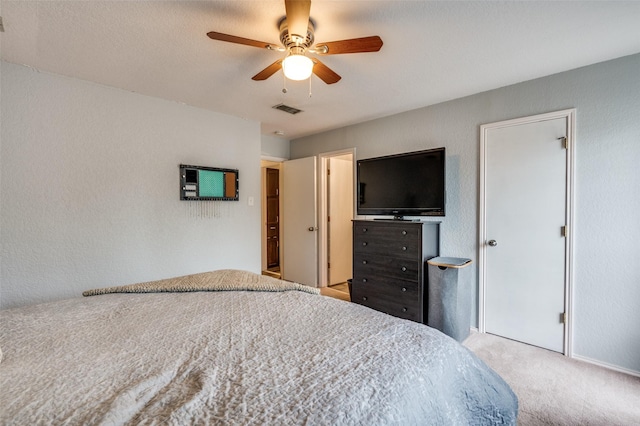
<box><xmin>272</xmin><ymin>104</ymin><xmax>303</xmax><ymax>115</ymax></box>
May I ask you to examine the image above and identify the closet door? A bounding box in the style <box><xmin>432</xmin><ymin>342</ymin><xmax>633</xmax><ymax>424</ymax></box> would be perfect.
<box><xmin>480</xmin><ymin>111</ymin><xmax>574</xmax><ymax>353</ymax></box>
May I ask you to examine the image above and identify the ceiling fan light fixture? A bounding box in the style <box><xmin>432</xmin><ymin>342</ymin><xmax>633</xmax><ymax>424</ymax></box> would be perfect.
<box><xmin>282</xmin><ymin>54</ymin><xmax>313</xmax><ymax>81</ymax></box>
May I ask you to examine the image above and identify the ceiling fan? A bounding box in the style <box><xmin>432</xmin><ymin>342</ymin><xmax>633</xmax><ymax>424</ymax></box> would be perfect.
<box><xmin>206</xmin><ymin>0</ymin><xmax>383</xmax><ymax>85</ymax></box>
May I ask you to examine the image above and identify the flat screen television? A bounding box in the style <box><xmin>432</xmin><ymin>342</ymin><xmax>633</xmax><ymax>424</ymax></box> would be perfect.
<box><xmin>357</xmin><ymin>147</ymin><xmax>445</xmax><ymax>218</ymax></box>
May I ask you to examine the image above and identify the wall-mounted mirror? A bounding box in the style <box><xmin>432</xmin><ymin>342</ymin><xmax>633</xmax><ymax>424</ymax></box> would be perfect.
<box><xmin>180</xmin><ymin>164</ymin><xmax>239</xmax><ymax>201</ymax></box>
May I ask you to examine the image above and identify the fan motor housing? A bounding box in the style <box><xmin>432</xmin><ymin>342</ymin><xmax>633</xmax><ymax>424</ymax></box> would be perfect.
<box><xmin>279</xmin><ymin>17</ymin><xmax>315</xmax><ymax>50</ymax></box>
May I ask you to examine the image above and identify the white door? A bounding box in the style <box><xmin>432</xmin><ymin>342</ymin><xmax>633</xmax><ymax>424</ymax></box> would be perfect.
<box><xmin>328</xmin><ymin>156</ymin><xmax>353</xmax><ymax>285</ymax></box>
<box><xmin>481</xmin><ymin>112</ymin><xmax>573</xmax><ymax>353</ymax></box>
<box><xmin>282</xmin><ymin>157</ymin><xmax>318</xmax><ymax>287</ymax></box>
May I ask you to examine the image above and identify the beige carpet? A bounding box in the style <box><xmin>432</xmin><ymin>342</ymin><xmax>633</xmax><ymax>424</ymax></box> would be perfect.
<box><xmin>464</xmin><ymin>332</ymin><xmax>640</xmax><ymax>425</ymax></box>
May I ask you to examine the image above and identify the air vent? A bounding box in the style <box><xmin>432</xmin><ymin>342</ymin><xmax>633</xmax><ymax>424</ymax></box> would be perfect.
<box><xmin>272</xmin><ymin>104</ymin><xmax>303</xmax><ymax>115</ymax></box>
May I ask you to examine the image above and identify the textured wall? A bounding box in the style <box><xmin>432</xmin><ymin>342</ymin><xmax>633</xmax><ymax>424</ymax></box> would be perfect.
<box><xmin>290</xmin><ymin>54</ymin><xmax>640</xmax><ymax>374</ymax></box>
<box><xmin>1</xmin><ymin>62</ymin><xmax>262</xmax><ymax>309</ymax></box>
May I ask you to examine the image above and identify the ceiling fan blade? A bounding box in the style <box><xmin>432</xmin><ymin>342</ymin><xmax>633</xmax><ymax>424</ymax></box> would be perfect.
<box><xmin>315</xmin><ymin>36</ymin><xmax>383</xmax><ymax>55</ymax></box>
<box><xmin>312</xmin><ymin>58</ymin><xmax>341</xmax><ymax>84</ymax></box>
<box><xmin>285</xmin><ymin>0</ymin><xmax>311</xmax><ymax>40</ymax></box>
<box><xmin>252</xmin><ymin>60</ymin><xmax>284</xmax><ymax>81</ymax></box>
<box><xmin>207</xmin><ymin>31</ymin><xmax>274</xmax><ymax>49</ymax></box>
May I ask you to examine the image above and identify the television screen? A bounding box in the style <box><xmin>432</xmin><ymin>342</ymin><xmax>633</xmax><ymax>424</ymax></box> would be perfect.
<box><xmin>357</xmin><ymin>147</ymin><xmax>445</xmax><ymax>217</ymax></box>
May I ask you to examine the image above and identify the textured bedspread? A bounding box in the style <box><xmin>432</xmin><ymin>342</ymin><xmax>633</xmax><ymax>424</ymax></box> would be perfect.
<box><xmin>0</xmin><ymin>270</ymin><xmax>517</xmax><ymax>425</ymax></box>
<box><xmin>82</xmin><ymin>269</ymin><xmax>320</xmax><ymax>297</ymax></box>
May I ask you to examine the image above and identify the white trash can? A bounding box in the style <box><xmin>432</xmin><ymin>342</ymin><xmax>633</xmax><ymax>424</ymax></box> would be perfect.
<box><xmin>427</xmin><ymin>257</ymin><xmax>473</xmax><ymax>342</ymax></box>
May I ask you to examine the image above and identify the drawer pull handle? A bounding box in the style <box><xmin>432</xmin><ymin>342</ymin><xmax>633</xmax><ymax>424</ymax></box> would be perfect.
<box><xmin>402</xmin><ymin>230</ymin><xmax>407</xmax><ymax>235</ymax></box>
<box><xmin>363</xmin><ymin>296</ymin><xmax>368</xmax><ymax>301</ymax></box>
<box><xmin>402</xmin><ymin>287</ymin><xmax>407</xmax><ymax>292</ymax></box>
<box><xmin>401</xmin><ymin>266</ymin><xmax>407</xmax><ymax>272</ymax></box>
<box><xmin>362</xmin><ymin>242</ymin><xmax>368</xmax><ymax>247</ymax></box>
<box><xmin>402</xmin><ymin>246</ymin><xmax>407</xmax><ymax>251</ymax></box>
<box><xmin>363</xmin><ymin>228</ymin><xmax>368</xmax><ymax>232</ymax></box>
<box><xmin>362</xmin><ymin>278</ymin><xmax>368</xmax><ymax>283</ymax></box>
<box><xmin>402</xmin><ymin>307</ymin><xmax>408</xmax><ymax>312</ymax></box>
<box><xmin>362</xmin><ymin>260</ymin><xmax>368</xmax><ymax>265</ymax></box>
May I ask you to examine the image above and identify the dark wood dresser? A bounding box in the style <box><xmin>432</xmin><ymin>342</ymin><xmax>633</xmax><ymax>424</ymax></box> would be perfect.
<box><xmin>352</xmin><ymin>220</ymin><xmax>440</xmax><ymax>323</ymax></box>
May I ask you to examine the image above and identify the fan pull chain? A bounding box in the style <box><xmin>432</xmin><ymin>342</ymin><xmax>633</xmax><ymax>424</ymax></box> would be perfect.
<box><xmin>282</xmin><ymin>71</ymin><xmax>288</xmax><ymax>94</ymax></box>
<box><xmin>308</xmin><ymin>75</ymin><xmax>312</xmax><ymax>98</ymax></box>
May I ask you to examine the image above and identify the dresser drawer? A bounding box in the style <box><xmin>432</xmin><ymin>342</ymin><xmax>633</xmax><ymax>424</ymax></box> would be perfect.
<box><xmin>350</xmin><ymin>275</ymin><xmax>420</xmax><ymax>301</ymax></box>
<box><xmin>354</xmin><ymin>223</ymin><xmax>421</xmax><ymax>257</ymax></box>
<box><xmin>353</xmin><ymin>222</ymin><xmax>422</xmax><ymax>240</ymax></box>
<box><xmin>353</xmin><ymin>237</ymin><xmax>421</xmax><ymax>259</ymax></box>
<box><xmin>351</xmin><ymin>284</ymin><xmax>422</xmax><ymax>322</ymax></box>
<box><xmin>354</xmin><ymin>253</ymin><xmax>420</xmax><ymax>282</ymax></box>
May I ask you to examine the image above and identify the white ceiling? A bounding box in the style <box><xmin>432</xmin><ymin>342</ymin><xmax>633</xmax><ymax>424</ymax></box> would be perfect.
<box><xmin>1</xmin><ymin>1</ymin><xmax>639</xmax><ymax>140</ymax></box>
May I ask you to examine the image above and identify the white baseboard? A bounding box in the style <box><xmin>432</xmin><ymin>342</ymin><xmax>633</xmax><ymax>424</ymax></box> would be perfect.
<box><xmin>469</xmin><ymin>330</ymin><xmax>640</xmax><ymax>378</ymax></box>
<box><xmin>572</xmin><ymin>354</ymin><xmax>640</xmax><ymax>378</ymax></box>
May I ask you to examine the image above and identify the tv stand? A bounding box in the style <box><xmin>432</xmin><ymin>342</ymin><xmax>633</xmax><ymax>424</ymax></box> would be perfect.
<box><xmin>351</xmin><ymin>220</ymin><xmax>440</xmax><ymax>323</ymax></box>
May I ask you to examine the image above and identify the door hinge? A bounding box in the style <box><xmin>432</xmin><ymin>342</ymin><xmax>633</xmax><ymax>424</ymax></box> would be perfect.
<box><xmin>560</xmin><ymin>312</ymin><xmax>567</xmax><ymax>324</ymax></box>
<box><xmin>327</xmin><ymin>169</ymin><xmax>330</xmax><ymax>176</ymax></box>
<box><xmin>328</xmin><ymin>262</ymin><xmax>330</xmax><ymax>269</ymax></box>
<box><xmin>276</xmin><ymin>188</ymin><xmax>279</xmax><ymax>196</ymax></box>
<box><xmin>328</xmin><ymin>215</ymin><xmax>330</xmax><ymax>222</ymax></box>
<box><xmin>558</xmin><ymin>136</ymin><xmax>567</xmax><ymax>150</ymax></box>
<box><xmin>561</xmin><ymin>226</ymin><xmax>567</xmax><ymax>237</ymax></box>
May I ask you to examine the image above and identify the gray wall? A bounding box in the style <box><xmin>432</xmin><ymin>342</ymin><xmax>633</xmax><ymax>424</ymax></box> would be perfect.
<box><xmin>261</xmin><ymin>134</ymin><xmax>290</xmax><ymax>159</ymax></box>
<box><xmin>291</xmin><ymin>53</ymin><xmax>640</xmax><ymax>374</ymax></box>
<box><xmin>1</xmin><ymin>62</ymin><xmax>262</xmax><ymax>309</ymax></box>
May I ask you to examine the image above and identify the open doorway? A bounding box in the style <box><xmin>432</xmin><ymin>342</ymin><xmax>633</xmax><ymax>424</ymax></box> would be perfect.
<box><xmin>262</xmin><ymin>155</ymin><xmax>318</xmax><ymax>287</ymax></box>
<box><xmin>261</xmin><ymin>150</ymin><xmax>355</xmax><ymax>294</ymax></box>
<box><xmin>261</xmin><ymin>159</ymin><xmax>283</xmax><ymax>278</ymax></box>
<box><xmin>318</xmin><ymin>149</ymin><xmax>355</xmax><ymax>294</ymax></box>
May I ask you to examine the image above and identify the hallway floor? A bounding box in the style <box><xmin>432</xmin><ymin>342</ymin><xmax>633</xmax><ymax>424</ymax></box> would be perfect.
<box><xmin>262</xmin><ymin>266</ymin><xmax>281</xmax><ymax>279</ymax></box>
<box><xmin>320</xmin><ymin>282</ymin><xmax>350</xmax><ymax>302</ymax></box>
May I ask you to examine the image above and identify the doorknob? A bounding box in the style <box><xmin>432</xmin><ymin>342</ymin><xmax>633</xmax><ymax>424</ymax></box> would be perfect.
<box><xmin>488</xmin><ymin>240</ymin><xmax>498</xmax><ymax>247</ymax></box>
<box><xmin>308</xmin><ymin>227</ymin><xmax>317</xmax><ymax>231</ymax></box>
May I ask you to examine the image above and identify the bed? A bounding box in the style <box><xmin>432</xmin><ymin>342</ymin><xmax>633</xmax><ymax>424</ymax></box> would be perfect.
<box><xmin>0</xmin><ymin>269</ymin><xmax>517</xmax><ymax>425</ymax></box>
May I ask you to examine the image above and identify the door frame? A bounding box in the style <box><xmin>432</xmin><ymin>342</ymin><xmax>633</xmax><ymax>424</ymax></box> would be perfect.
<box><xmin>318</xmin><ymin>148</ymin><xmax>356</xmax><ymax>288</ymax></box>
<box><xmin>478</xmin><ymin>109</ymin><xmax>576</xmax><ymax>356</ymax></box>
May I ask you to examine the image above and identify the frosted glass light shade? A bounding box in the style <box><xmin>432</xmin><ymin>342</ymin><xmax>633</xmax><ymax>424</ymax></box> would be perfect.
<box><xmin>282</xmin><ymin>54</ymin><xmax>313</xmax><ymax>81</ymax></box>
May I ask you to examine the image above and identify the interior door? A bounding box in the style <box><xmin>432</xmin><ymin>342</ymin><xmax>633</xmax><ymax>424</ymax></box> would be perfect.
<box><xmin>282</xmin><ymin>157</ymin><xmax>318</xmax><ymax>287</ymax></box>
<box><xmin>483</xmin><ymin>116</ymin><xmax>567</xmax><ymax>352</ymax></box>
<box><xmin>328</xmin><ymin>156</ymin><xmax>353</xmax><ymax>285</ymax></box>
<box><xmin>266</xmin><ymin>168</ymin><xmax>280</xmax><ymax>268</ymax></box>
